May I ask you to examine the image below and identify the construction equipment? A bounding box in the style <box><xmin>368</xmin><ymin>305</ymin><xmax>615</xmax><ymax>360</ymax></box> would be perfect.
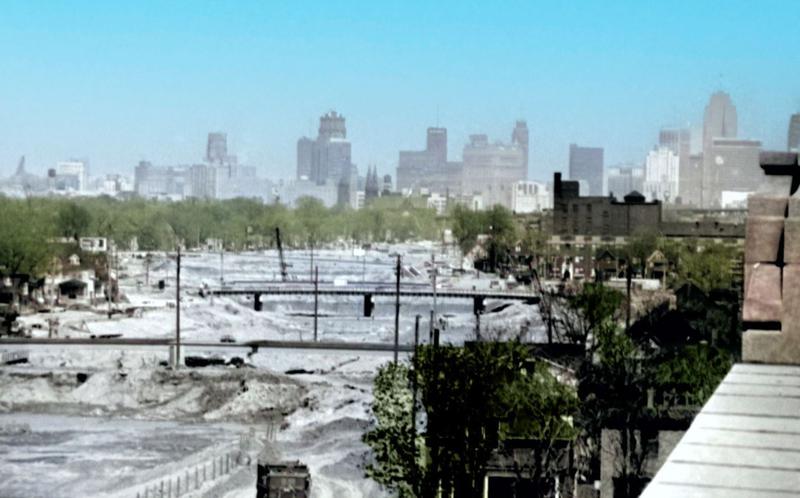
<box><xmin>275</xmin><ymin>228</ymin><xmax>288</xmax><ymax>282</ymax></box>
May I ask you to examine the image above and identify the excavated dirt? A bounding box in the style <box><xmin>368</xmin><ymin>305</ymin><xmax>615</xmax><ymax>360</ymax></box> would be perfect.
<box><xmin>0</xmin><ymin>367</ymin><xmax>307</xmax><ymax>423</ymax></box>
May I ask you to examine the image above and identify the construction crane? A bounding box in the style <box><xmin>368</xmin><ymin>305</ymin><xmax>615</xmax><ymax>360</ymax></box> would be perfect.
<box><xmin>275</xmin><ymin>227</ymin><xmax>288</xmax><ymax>282</ymax></box>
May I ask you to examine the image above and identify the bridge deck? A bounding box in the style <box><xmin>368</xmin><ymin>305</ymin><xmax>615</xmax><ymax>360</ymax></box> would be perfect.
<box><xmin>207</xmin><ymin>286</ymin><xmax>540</xmax><ymax>302</ymax></box>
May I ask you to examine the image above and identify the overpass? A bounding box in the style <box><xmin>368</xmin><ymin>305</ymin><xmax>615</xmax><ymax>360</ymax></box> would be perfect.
<box><xmin>202</xmin><ymin>285</ymin><xmax>541</xmax><ymax>312</ymax></box>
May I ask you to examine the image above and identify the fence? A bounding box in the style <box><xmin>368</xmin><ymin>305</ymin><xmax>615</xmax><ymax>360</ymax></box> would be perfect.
<box><xmin>135</xmin><ymin>449</ymin><xmax>244</xmax><ymax>498</ymax></box>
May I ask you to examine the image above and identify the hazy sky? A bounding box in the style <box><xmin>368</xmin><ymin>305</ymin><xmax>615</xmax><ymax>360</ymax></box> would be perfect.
<box><xmin>1</xmin><ymin>1</ymin><xmax>799</xmax><ymax>181</ymax></box>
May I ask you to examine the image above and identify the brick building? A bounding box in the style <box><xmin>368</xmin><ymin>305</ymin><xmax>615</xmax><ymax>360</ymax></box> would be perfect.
<box><xmin>552</xmin><ymin>172</ymin><xmax>661</xmax><ymax>237</ymax></box>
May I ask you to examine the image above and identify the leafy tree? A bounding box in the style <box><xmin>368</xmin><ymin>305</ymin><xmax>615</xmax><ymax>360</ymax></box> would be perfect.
<box><xmin>364</xmin><ymin>342</ymin><xmax>578</xmax><ymax>498</ymax></box>
<box><xmin>56</xmin><ymin>202</ymin><xmax>92</xmax><ymax>241</ymax></box>
<box><xmin>0</xmin><ymin>201</ymin><xmax>55</xmax><ymax>276</ymax></box>
<box><xmin>363</xmin><ymin>362</ymin><xmax>418</xmax><ymax>498</ymax></box>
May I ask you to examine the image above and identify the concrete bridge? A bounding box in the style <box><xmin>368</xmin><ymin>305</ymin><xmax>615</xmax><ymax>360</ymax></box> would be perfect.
<box><xmin>201</xmin><ymin>285</ymin><xmax>541</xmax><ymax>312</ymax></box>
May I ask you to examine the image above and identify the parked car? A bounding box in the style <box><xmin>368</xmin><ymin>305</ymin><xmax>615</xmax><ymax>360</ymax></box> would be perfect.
<box><xmin>220</xmin><ymin>334</ymin><xmax>236</xmax><ymax>343</ymax></box>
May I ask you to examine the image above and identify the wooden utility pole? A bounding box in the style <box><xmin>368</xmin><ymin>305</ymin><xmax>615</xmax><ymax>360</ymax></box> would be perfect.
<box><xmin>309</xmin><ymin>239</ymin><xmax>314</xmax><ymax>282</ymax></box>
<box><xmin>410</xmin><ymin>314</ymin><xmax>420</xmax><ymax>496</ymax></box>
<box><xmin>431</xmin><ymin>253</ymin><xmax>437</xmax><ymax>327</ymax></box>
<box><xmin>313</xmin><ymin>266</ymin><xmax>319</xmax><ymax>342</ymax></box>
<box><xmin>394</xmin><ymin>255</ymin><xmax>401</xmax><ymax>364</ymax></box>
<box><xmin>175</xmin><ymin>245</ymin><xmax>181</xmax><ymax>368</ymax></box>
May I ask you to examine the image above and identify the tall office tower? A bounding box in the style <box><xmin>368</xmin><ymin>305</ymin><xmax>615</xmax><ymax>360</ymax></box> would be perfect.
<box><xmin>703</xmin><ymin>138</ymin><xmax>762</xmax><ymax>208</ymax></box>
<box><xmin>426</xmin><ymin>127</ymin><xmax>448</xmax><ymax>164</ymax></box>
<box><xmin>568</xmin><ymin>144</ymin><xmax>604</xmax><ymax>196</ymax></box>
<box><xmin>660</xmin><ymin>128</ymin><xmax>693</xmax><ymax>204</ymax></box>
<box><xmin>462</xmin><ymin>133</ymin><xmax>527</xmax><ymax>209</ymax></box>
<box><xmin>789</xmin><ymin>113</ymin><xmax>800</xmax><ymax>151</ymax></box>
<box><xmin>56</xmin><ymin>160</ymin><xmax>88</xmax><ymax>192</ymax></box>
<box><xmin>318</xmin><ymin>110</ymin><xmax>347</xmax><ymax>140</ymax></box>
<box><xmin>703</xmin><ymin>91</ymin><xmax>738</xmax><ymax>154</ymax></box>
<box><xmin>296</xmin><ymin>137</ymin><xmax>314</xmax><ymax>179</ymax></box>
<box><xmin>511</xmin><ymin>120</ymin><xmax>530</xmax><ymax>170</ymax></box>
<box><xmin>206</xmin><ymin>132</ymin><xmax>228</xmax><ymax>164</ymax></box>
<box><xmin>397</xmin><ymin>126</ymin><xmax>455</xmax><ymax>193</ymax></box>
<box><xmin>296</xmin><ymin>111</ymin><xmax>353</xmax><ymax>187</ymax></box>
<box><xmin>607</xmin><ymin>166</ymin><xmax>644</xmax><ymax>199</ymax></box>
<box><xmin>644</xmin><ymin>146</ymin><xmax>680</xmax><ymax>203</ymax></box>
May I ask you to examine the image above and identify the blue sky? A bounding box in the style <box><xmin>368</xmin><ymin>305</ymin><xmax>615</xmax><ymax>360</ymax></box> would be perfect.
<box><xmin>1</xmin><ymin>0</ymin><xmax>799</xmax><ymax>181</ymax></box>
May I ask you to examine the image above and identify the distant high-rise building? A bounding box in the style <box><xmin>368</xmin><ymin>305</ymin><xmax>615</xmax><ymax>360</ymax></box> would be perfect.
<box><xmin>568</xmin><ymin>144</ymin><xmax>604</xmax><ymax>196</ymax></box>
<box><xmin>296</xmin><ymin>137</ymin><xmax>314</xmax><ymax>179</ymax></box>
<box><xmin>462</xmin><ymin>132</ymin><xmax>527</xmax><ymax>209</ymax></box>
<box><xmin>206</xmin><ymin>132</ymin><xmax>229</xmax><ymax>164</ymax></box>
<box><xmin>607</xmin><ymin>166</ymin><xmax>644</xmax><ymax>199</ymax></box>
<box><xmin>397</xmin><ymin>126</ymin><xmax>459</xmax><ymax>194</ymax></box>
<box><xmin>644</xmin><ymin>147</ymin><xmax>680</xmax><ymax>203</ymax></box>
<box><xmin>703</xmin><ymin>138</ymin><xmax>762</xmax><ymax>208</ymax></box>
<box><xmin>789</xmin><ymin>113</ymin><xmax>800</xmax><ymax>152</ymax></box>
<box><xmin>296</xmin><ymin>111</ymin><xmax>353</xmax><ymax>193</ymax></box>
<box><xmin>660</xmin><ymin>128</ymin><xmax>693</xmax><ymax>205</ymax></box>
<box><xmin>703</xmin><ymin>91</ymin><xmax>738</xmax><ymax>154</ymax></box>
<box><xmin>426</xmin><ymin>127</ymin><xmax>447</xmax><ymax>164</ymax></box>
<box><xmin>511</xmin><ymin>120</ymin><xmax>529</xmax><ymax>171</ymax></box>
<box><xmin>56</xmin><ymin>160</ymin><xmax>88</xmax><ymax>192</ymax></box>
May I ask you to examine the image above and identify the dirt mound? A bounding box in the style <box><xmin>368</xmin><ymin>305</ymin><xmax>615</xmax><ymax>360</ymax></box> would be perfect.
<box><xmin>0</xmin><ymin>368</ymin><xmax>307</xmax><ymax>423</ymax></box>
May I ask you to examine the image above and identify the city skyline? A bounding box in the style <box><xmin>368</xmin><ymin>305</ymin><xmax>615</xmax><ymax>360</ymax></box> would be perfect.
<box><xmin>1</xmin><ymin>1</ymin><xmax>799</xmax><ymax>180</ymax></box>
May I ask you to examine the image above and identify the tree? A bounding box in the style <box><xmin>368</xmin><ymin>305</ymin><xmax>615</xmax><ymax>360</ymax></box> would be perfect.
<box><xmin>499</xmin><ymin>361</ymin><xmax>579</xmax><ymax>496</ymax></box>
<box><xmin>364</xmin><ymin>342</ymin><xmax>578</xmax><ymax>498</ymax></box>
<box><xmin>363</xmin><ymin>362</ymin><xmax>418</xmax><ymax>498</ymax></box>
<box><xmin>0</xmin><ymin>200</ymin><xmax>55</xmax><ymax>276</ymax></box>
<box><xmin>56</xmin><ymin>202</ymin><xmax>92</xmax><ymax>241</ymax></box>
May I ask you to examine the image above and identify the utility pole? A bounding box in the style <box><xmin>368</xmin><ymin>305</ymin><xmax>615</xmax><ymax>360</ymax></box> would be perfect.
<box><xmin>410</xmin><ymin>314</ymin><xmax>420</xmax><ymax>496</ymax></box>
<box><xmin>145</xmin><ymin>253</ymin><xmax>150</xmax><ymax>287</ymax></box>
<box><xmin>175</xmin><ymin>245</ymin><xmax>181</xmax><ymax>369</ymax></box>
<box><xmin>394</xmin><ymin>255</ymin><xmax>401</xmax><ymax>364</ymax></box>
<box><xmin>313</xmin><ymin>266</ymin><xmax>319</xmax><ymax>342</ymax></box>
<box><xmin>309</xmin><ymin>239</ymin><xmax>314</xmax><ymax>283</ymax></box>
<box><xmin>220</xmin><ymin>245</ymin><xmax>224</xmax><ymax>286</ymax></box>
<box><xmin>431</xmin><ymin>253</ymin><xmax>437</xmax><ymax>327</ymax></box>
<box><xmin>626</xmin><ymin>264</ymin><xmax>633</xmax><ymax>333</ymax></box>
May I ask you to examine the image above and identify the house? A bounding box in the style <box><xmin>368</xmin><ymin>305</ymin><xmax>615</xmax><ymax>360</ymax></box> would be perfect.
<box><xmin>79</xmin><ymin>237</ymin><xmax>109</xmax><ymax>253</ymax></box>
<box><xmin>595</xmin><ymin>249</ymin><xmax>620</xmax><ymax>281</ymax></box>
<box><xmin>646</xmin><ymin>250</ymin><xmax>667</xmax><ymax>281</ymax></box>
<box><xmin>55</xmin><ymin>271</ymin><xmax>102</xmax><ymax>306</ymax></box>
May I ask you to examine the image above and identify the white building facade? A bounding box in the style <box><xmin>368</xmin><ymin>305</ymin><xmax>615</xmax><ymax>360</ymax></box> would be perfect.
<box><xmin>644</xmin><ymin>147</ymin><xmax>680</xmax><ymax>203</ymax></box>
<box><xmin>511</xmin><ymin>181</ymin><xmax>551</xmax><ymax>213</ymax></box>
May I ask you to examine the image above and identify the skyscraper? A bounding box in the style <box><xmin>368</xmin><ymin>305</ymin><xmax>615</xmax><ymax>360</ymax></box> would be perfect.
<box><xmin>789</xmin><ymin>113</ymin><xmax>800</xmax><ymax>152</ymax></box>
<box><xmin>295</xmin><ymin>111</ymin><xmax>354</xmax><ymax>189</ymax></box>
<box><xmin>396</xmin><ymin>126</ymin><xmax>455</xmax><ymax>193</ymax></box>
<box><xmin>659</xmin><ymin>128</ymin><xmax>692</xmax><ymax>205</ymax></box>
<box><xmin>511</xmin><ymin>120</ymin><xmax>529</xmax><ymax>171</ymax></box>
<box><xmin>462</xmin><ymin>132</ymin><xmax>527</xmax><ymax>209</ymax></box>
<box><xmin>206</xmin><ymin>132</ymin><xmax>229</xmax><ymax>164</ymax></box>
<box><xmin>568</xmin><ymin>144</ymin><xmax>604</xmax><ymax>196</ymax></box>
<box><xmin>703</xmin><ymin>91</ymin><xmax>738</xmax><ymax>154</ymax></box>
<box><xmin>426</xmin><ymin>127</ymin><xmax>447</xmax><ymax>164</ymax></box>
<box><xmin>644</xmin><ymin>146</ymin><xmax>680</xmax><ymax>203</ymax></box>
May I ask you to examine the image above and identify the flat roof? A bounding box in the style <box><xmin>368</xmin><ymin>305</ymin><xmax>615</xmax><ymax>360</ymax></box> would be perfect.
<box><xmin>641</xmin><ymin>363</ymin><xmax>800</xmax><ymax>497</ymax></box>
